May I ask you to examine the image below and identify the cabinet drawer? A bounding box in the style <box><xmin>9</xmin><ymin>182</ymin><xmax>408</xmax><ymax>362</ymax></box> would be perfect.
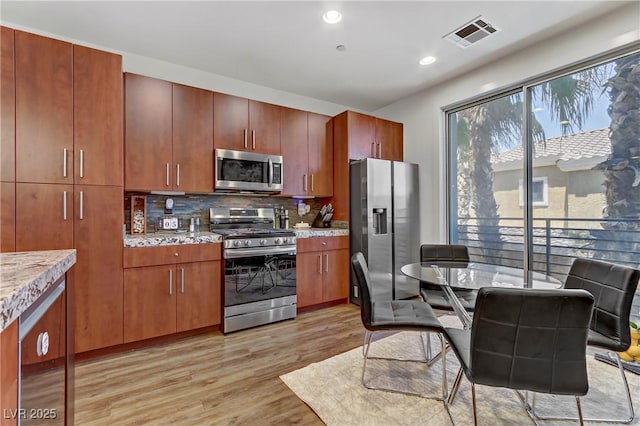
<box><xmin>297</xmin><ymin>235</ymin><xmax>349</xmax><ymax>253</ymax></box>
<box><xmin>124</xmin><ymin>243</ymin><xmax>222</xmax><ymax>268</ymax></box>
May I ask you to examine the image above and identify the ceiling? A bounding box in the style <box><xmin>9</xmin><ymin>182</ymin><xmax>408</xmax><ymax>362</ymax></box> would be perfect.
<box><xmin>0</xmin><ymin>1</ymin><xmax>629</xmax><ymax>112</ymax></box>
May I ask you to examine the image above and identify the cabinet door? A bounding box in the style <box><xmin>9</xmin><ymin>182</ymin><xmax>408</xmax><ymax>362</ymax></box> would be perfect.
<box><xmin>249</xmin><ymin>100</ymin><xmax>281</xmax><ymax>155</ymax></box>
<box><xmin>377</xmin><ymin>119</ymin><xmax>403</xmax><ymax>161</ymax></box>
<box><xmin>347</xmin><ymin>111</ymin><xmax>376</xmax><ymax>160</ymax></box>
<box><xmin>308</xmin><ymin>112</ymin><xmax>333</xmax><ymax>197</ymax></box>
<box><xmin>296</xmin><ymin>252</ymin><xmax>324</xmax><ymax>308</ymax></box>
<box><xmin>124</xmin><ymin>265</ymin><xmax>176</xmax><ymax>342</ymax></box>
<box><xmin>0</xmin><ymin>182</ymin><xmax>15</xmax><ymax>252</ymax></box>
<box><xmin>213</xmin><ymin>92</ymin><xmax>249</xmax><ymax>152</ymax></box>
<box><xmin>1</xmin><ymin>26</ymin><xmax>14</xmax><ymax>182</ymax></box>
<box><xmin>124</xmin><ymin>73</ymin><xmax>172</xmax><ymax>191</ymax></box>
<box><xmin>15</xmin><ymin>183</ymin><xmax>74</xmax><ymax>251</ymax></box>
<box><xmin>281</xmin><ymin>107</ymin><xmax>308</xmax><ymax>195</ymax></box>
<box><xmin>73</xmin><ymin>185</ymin><xmax>123</xmax><ymax>353</ymax></box>
<box><xmin>74</xmin><ymin>46</ymin><xmax>123</xmax><ymax>186</ymax></box>
<box><xmin>176</xmin><ymin>260</ymin><xmax>221</xmax><ymax>332</ymax></box>
<box><xmin>173</xmin><ymin>84</ymin><xmax>214</xmax><ymax>192</ymax></box>
<box><xmin>15</xmin><ymin>31</ymin><xmax>73</xmax><ymax>184</ymax></box>
<box><xmin>322</xmin><ymin>249</ymin><xmax>350</xmax><ymax>302</ymax></box>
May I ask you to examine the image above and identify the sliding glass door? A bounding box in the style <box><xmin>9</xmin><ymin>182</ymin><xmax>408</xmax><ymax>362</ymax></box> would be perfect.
<box><xmin>447</xmin><ymin>50</ymin><xmax>640</xmax><ymax>321</ymax></box>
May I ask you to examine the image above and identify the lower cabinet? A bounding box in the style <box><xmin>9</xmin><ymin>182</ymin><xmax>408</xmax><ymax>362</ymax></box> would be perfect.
<box><xmin>123</xmin><ymin>244</ymin><xmax>221</xmax><ymax>343</ymax></box>
<box><xmin>297</xmin><ymin>235</ymin><xmax>349</xmax><ymax>308</ymax></box>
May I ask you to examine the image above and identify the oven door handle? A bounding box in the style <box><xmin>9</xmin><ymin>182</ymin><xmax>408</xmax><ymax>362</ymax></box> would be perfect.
<box><xmin>224</xmin><ymin>246</ymin><xmax>296</xmax><ymax>259</ymax></box>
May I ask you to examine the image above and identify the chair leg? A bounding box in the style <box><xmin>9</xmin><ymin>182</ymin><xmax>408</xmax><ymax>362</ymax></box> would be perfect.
<box><xmin>471</xmin><ymin>383</ymin><xmax>478</xmax><ymax>426</ymax></box>
<box><xmin>448</xmin><ymin>367</ymin><xmax>464</xmax><ymax>404</ymax></box>
<box><xmin>576</xmin><ymin>396</ymin><xmax>584</xmax><ymax>426</ymax></box>
<box><xmin>361</xmin><ymin>331</ymin><xmax>374</xmax><ymax>386</ymax></box>
<box><xmin>530</xmin><ymin>351</ymin><xmax>635</xmax><ymax>424</ymax></box>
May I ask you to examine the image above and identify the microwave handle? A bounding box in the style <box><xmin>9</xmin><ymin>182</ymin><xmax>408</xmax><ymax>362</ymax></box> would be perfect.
<box><xmin>268</xmin><ymin>159</ymin><xmax>273</xmax><ymax>187</ymax></box>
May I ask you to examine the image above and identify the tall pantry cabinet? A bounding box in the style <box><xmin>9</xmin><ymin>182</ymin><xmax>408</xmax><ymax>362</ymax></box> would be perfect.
<box><xmin>3</xmin><ymin>29</ymin><xmax>124</xmax><ymax>353</ymax></box>
<box><xmin>1</xmin><ymin>26</ymin><xmax>15</xmax><ymax>252</ymax></box>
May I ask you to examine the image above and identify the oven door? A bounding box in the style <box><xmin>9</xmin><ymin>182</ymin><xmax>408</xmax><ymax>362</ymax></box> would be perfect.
<box><xmin>215</xmin><ymin>149</ymin><xmax>282</xmax><ymax>192</ymax></box>
<box><xmin>223</xmin><ymin>250</ymin><xmax>296</xmax><ymax>332</ymax></box>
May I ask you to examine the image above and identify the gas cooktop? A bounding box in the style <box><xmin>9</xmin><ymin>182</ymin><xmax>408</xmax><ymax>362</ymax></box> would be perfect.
<box><xmin>211</xmin><ymin>228</ymin><xmax>295</xmax><ymax>238</ymax></box>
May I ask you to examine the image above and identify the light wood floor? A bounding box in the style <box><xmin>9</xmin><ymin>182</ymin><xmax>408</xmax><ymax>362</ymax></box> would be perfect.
<box><xmin>74</xmin><ymin>304</ymin><xmax>363</xmax><ymax>425</ymax></box>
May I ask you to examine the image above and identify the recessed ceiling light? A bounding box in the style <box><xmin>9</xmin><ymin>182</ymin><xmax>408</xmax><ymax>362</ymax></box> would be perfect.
<box><xmin>323</xmin><ymin>10</ymin><xmax>342</xmax><ymax>24</ymax></box>
<box><xmin>419</xmin><ymin>56</ymin><xmax>436</xmax><ymax>65</ymax></box>
<box><xmin>336</xmin><ymin>45</ymin><xmax>346</xmax><ymax>52</ymax></box>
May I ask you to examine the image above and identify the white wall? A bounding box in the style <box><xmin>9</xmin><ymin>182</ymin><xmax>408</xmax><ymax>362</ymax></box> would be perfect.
<box><xmin>374</xmin><ymin>2</ymin><xmax>640</xmax><ymax>245</ymax></box>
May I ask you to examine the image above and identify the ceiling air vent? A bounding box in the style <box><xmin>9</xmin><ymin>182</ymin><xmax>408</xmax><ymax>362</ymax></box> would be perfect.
<box><xmin>444</xmin><ymin>16</ymin><xmax>499</xmax><ymax>48</ymax></box>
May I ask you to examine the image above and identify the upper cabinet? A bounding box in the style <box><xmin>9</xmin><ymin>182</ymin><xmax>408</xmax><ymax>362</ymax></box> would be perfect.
<box><xmin>340</xmin><ymin>111</ymin><xmax>403</xmax><ymax>162</ymax></box>
<box><xmin>214</xmin><ymin>93</ymin><xmax>281</xmax><ymax>155</ymax></box>
<box><xmin>1</xmin><ymin>27</ymin><xmax>15</xmax><ymax>183</ymax></box>
<box><xmin>74</xmin><ymin>45</ymin><xmax>123</xmax><ymax>186</ymax></box>
<box><xmin>15</xmin><ymin>31</ymin><xmax>73</xmax><ymax>184</ymax></box>
<box><xmin>124</xmin><ymin>74</ymin><xmax>214</xmax><ymax>192</ymax></box>
<box><xmin>281</xmin><ymin>108</ymin><xmax>332</xmax><ymax>197</ymax></box>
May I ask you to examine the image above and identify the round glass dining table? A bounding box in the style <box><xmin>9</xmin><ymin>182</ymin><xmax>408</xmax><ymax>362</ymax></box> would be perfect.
<box><xmin>400</xmin><ymin>261</ymin><xmax>563</xmax><ymax>328</ymax></box>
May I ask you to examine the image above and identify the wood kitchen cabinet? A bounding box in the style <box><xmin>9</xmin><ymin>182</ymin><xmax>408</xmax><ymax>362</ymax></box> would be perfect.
<box><xmin>214</xmin><ymin>92</ymin><xmax>281</xmax><ymax>155</ymax></box>
<box><xmin>1</xmin><ymin>182</ymin><xmax>15</xmax><ymax>252</ymax></box>
<box><xmin>123</xmin><ymin>244</ymin><xmax>222</xmax><ymax>343</ymax></box>
<box><xmin>74</xmin><ymin>45</ymin><xmax>123</xmax><ymax>186</ymax></box>
<box><xmin>15</xmin><ymin>30</ymin><xmax>73</xmax><ymax>185</ymax></box>
<box><xmin>296</xmin><ymin>236</ymin><xmax>349</xmax><ymax>308</ymax></box>
<box><xmin>73</xmin><ymin>185</ymin><xmax>123</xmax><ymax>353</ymax></box>
<box><xmin>15</xmin><ymin>183</ymin><xmax>74</xmax><ymax>251</ymax></box>
<box><xmin>331</xmin><ymin>110</ymin><xmax>404</xmax><ymax>221</ymax></box>
<box><xmin>281</xmin><ymin>109</ymin><xmax>332</xmax><ymax>197</ymax></box>
<box><xmin>1</xmin><ymin>26</ymin><xmax>15</xmax><ymax>183</ymax></box>
<box><xmin>125</xmin><ymin>74</ymin><xmax>214</xmax><ymax>192</ymax></box>
<box><xmin>0</xmin><ymin>321</ymin><xmax>18</xmax><ymax>426</ymax></box>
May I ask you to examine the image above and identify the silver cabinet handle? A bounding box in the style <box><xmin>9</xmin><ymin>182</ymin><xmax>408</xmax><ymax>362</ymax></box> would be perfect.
<box><xmin>63</xmin><ymin>191</ymin><xmax>67</xmax><ymax>220</ymax></box>
<box><xmin>325</xmin><ymin>254</ymin><xmax>329</xmax><ymax>273</ymax></box>
<box><xmin>303</xmin><ymin>174</ymin><xmax>308</xmax><ymax>192</ymax></box>
<box><xmin>63</xmin><ymin>148</ymin><xmax>68</xmax><ymax>178</ymax></box>
<box><xmin>79</xmin><ymin>191</ymin><xmax>84</xmax><ymax>220</ymax></box>
<box><xmin>371</xmin><ymin>142</ymin><xmax>375</xmax><ymax>157</ymax></box>
<box><xmin>244</xmin><ymin>129</ymin><xmax>248</xmax><ymax>149</ymax></box>
<box><xmin>311</xmin><ymin>174</ymin><xmax>315</xmax><ymax>191</ymax></box>
<box><xmin>252</xmin><ymin>130</ymin><xmax>256</xmax><ymax>150</ymax></box>
<box><xmin>181</xmin><ymin>268</ymin><xmax>185</xmax><ymax>293</ymax></box>
<box><xmin>169</xmin><ymin>269</ymin><xmax>173</xmax><ymax>295</ymax></box>
<box><xmin>176</xmin><ymin>163</ymin><xmax>180</xmax><ymax>187</ymax></box>
<box><xmin>378</xmin><ymin>143</ymin><xmax>382</xmax><ymax>158</ymax></box>
<box><xmin>166</xmin><ymin>163</ymin><xmax>170</xmax><ymax>186</ymax></box>
<box><xmin>319</xmin><ymin>255</ymin><xmax>323</xmax><ymax>274</ymax></box>
<box><xmin>79</xmin><ymin>149</ymin><xmax>84</xmax><ymax>178</ymax></box>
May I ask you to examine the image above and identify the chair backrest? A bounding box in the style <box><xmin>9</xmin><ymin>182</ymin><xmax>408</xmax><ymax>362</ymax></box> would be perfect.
<box><xmin>351</xmin><ymin>252</ymin><xmax>373</xmax><ymax>328</ymax></box>
<box><xmin>420</xmin><ymin>244</ymin><xmax>470</xmax><ymax>263</ymax></box>
<box><xmin>469</xmin><ymin>287</ymin><xmax>594</xmax><ymax>396</ymax></box>
<box><xmin>564</xmin><ymin>257</ymin><xmax>640</xmax><ymax>351</ymax></box>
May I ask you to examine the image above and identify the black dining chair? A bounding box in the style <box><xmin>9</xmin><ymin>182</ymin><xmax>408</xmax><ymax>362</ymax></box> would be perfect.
<box><xmin>443</xmin><ymin>286</ymin><xmax>595</xmax><ymax>426</ymax></box>
<box><xmin>418</xmin><ymin>244</ymin><xmax>478</xmax><ymax>311</ymax></box>
<box><xmin>532</xmin><ymin>257</ymin><xmax>640</xmax><ymax>424</ymax></box>
<box><xmin>350</xmin><ymin>252</ymin><xmax>450</xmax><ymax>406</ymax></box>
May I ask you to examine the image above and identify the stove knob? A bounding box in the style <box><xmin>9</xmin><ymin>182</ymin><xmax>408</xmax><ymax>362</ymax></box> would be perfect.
<box><xmin>260</xmin><ymin>239</ymin><xmax>268</xmax><ymax>246</ymax></box>
<box><xmin>275</xmin><ymin>238</ymin><xmax>283</xmax><ymax>245</ymax></box>
<box><xmin>244</xmin><ymin>240</ymin><xmax>252</xmax><ymax>247</ymax></box>
<box><xmin>286</xmin><ymin>237</ymin><xmax>294</xmax><ymax>244</ymax></box>
<box><xmin>233</xmin><ymin>240</ymin><xmax>242</xmax><ymax>247</ymax></box>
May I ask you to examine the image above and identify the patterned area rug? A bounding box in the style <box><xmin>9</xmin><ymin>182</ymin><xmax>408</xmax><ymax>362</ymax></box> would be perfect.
<box><xmin>281</xmin><ymin>326</ymin><xmax>640</xmax><ymax>425</ymax></box>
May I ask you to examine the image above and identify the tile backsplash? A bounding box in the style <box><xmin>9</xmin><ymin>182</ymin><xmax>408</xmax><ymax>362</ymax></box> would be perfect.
<box><xmin>124</xmin><ymin>193</ymin><xmax>346</xmax><ymax>233</ymax></box>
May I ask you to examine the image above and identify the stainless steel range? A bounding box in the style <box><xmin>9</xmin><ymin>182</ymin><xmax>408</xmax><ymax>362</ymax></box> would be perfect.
<box><xmin>210</xmin><ymin>207</ymin><xmax>297</xmax><ymax>333</ymax></box>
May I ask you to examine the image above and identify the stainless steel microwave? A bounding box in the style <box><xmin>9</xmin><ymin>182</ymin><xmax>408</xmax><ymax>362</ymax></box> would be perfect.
<box><xmin>215</xmin><ymin>149</ymin><xmax>283</xmax><ymax>193</ymax></box>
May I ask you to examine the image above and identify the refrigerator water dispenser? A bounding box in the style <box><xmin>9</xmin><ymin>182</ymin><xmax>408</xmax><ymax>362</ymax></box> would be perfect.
<box><xmin>373</xmin><ymin>208</ymin><xmax>387</xmax><ymax>234</ymax></box>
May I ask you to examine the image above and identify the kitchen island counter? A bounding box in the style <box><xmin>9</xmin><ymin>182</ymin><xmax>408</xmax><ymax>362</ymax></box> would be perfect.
<box><xmin>0</xmin><ymin>249</ymin><xmax>76</xmax><ymax>332</ymax></box>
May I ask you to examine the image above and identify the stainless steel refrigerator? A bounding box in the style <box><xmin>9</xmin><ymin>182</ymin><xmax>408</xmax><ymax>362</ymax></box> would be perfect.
<box><xmin>350</xmin><ymin>158</ymin><xmax>420</xmax><ymax>303</ymax></box>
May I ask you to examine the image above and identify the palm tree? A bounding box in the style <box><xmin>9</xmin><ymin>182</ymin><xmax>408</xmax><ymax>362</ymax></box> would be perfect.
<box><xmin>593</xmin><ymin>51</ymin><xmax>640</xmax><ymax>262</ymax></box>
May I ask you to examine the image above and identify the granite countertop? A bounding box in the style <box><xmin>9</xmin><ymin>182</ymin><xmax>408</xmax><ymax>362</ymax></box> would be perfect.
<box><xmin>0</xmin><ymin>249</ymin><xmax>76</xmax><ymax>332</ymax></box>
<box><xmin>124</xmin><ymin>231</ymin><xmax>223</xmax><ymax>248</ymax></box>
<box><xmin>294</xmin><ymin>228</ymin><xmax>349</xmax><ymax>238</ymax></box>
